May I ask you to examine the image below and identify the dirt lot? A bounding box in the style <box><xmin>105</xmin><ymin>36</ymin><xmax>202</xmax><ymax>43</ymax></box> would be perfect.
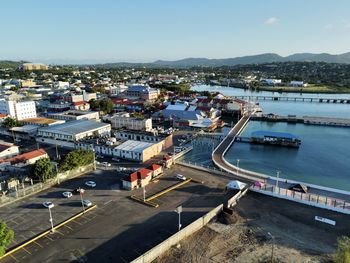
<box><xmin>157</xmin><ymin>192</ymin><xmax>350</xmax><ymax>263</ymax></box>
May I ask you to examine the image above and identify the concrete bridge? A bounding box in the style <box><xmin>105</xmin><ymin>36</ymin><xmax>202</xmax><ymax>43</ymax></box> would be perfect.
<box><xmin>232</xmin><ymin>95</ymin><xmax>350</xmax><ymax>104</ymax></box>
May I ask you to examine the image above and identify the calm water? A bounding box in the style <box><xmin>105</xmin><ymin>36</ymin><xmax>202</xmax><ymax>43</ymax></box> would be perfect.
<box><xmin>225</xmin><ymin>121</ymin><xmax>350</xmax><ymax>191</ymax></box>
<box><xmin>192</xmin><ymin>85</ymin><xmax>350</xmax><ymax>118</ymax></box>
<box><xmin>184</xmin><ymin>85</ymin><xmax>350</xmax><ymax>191</ymax></box>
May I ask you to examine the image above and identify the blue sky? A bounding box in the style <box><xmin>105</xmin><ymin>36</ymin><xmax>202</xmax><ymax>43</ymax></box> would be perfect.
<box><xmin>1</xmin><ymin>0</ymin><xmax>350</xmax><ymax>63</ymax></box>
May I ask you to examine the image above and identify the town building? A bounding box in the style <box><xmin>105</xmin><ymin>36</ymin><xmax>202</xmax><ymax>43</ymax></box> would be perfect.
<box><xmin>122</xmin><ymin>164</ymin><xmax>163</xmax><ymax>190</ymax></box>
<box><xmin>112</xmin><ymin>140</ymin><xmax>163</xmax><ymax>162</ymax></box>
<box><xmin>103</xmin><ymin>112</ymin><xmax>152</xmax><ymax>131</ymax></box>
<box><xmin>114</xmin><ymin>130</ymin><xmax>173</xmax><ymax>150</ymax></box>
<box><xmin>290</xmin><ymin>81</ymin><xmax>308</xmax><ymax>87</ymax></box>
<box><xmin>21</xmin><ymin>117</ymin><xmax>65</xmax><ymax>127</ymax></box>
<box><xmin>0</xmin><ymin>99</ymin><xmax>37</xmax><ymax>120</ymax></box>
<box><xmin>37</xmin><ymin>120</ymin><xmax>111</xmax><ymax>148</ymax></box>
<box><xmin>48</xmin><ymin>110</ymin><xmax>99</xmax><ymax>121</ymax></box>
<box><xmin>0</xmin><ymin>142</ymin><xmax>19</xmax><ymax>159</ymax></box>
<box><xmin>19</xmin><ymin>63</ymin><xmax>48</xmax><ymax>71</ymax></box>
<box><xmin>126</xmin><ymin>85</ymin><xmax>160</xmax><ymax>101</ymax></box>
<box><xmin>0</xmin><ymin>148</ymin><xmax>48</xmax><ymax>168</ymax></box>
<box><xmin>70</xmin><ymin>101</ymin><xmax>90</xmax><ymax>111</ymax></box>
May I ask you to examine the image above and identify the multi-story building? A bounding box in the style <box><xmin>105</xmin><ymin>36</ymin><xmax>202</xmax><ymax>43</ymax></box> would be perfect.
<box><xmin>126</xmin><ymin>85</ymin><xmax>160</xmax><ymax>101</ymax></box>
<box><xmin>0</xmin><ymin>99</ymin><xmax>37</xmax><ymax>120</ymax></box>
<box><xmin>103</xmin><ymin>112</ymin><xmax>152</xmax><ymax>131</ymax></box>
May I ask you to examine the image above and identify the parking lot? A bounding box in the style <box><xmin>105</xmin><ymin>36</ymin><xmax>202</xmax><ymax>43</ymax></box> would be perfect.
<box><xmin>0</xmin><ymin>165</ymin><xmax>234</xmax><ymax>263</ymax></box>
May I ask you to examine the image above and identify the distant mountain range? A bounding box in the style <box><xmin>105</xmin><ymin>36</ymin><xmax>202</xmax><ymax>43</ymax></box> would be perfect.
<box><xmin>2</xmin><ymin>52</ymin><xmax>350</xmax><ymax>68</ymax></box>
<box><xmin>100</xmin><ymin>52</ymin><xmax>350</xmax><ymax>68</ymax></box>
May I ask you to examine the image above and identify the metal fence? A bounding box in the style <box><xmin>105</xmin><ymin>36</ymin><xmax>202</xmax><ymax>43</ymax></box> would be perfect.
<box><xmin>251</xmin><ymin>185</ymin><xmax>350</xmax><ymax>212</ymax></box>
<box><xmin>0</xmin><ymin>164</ymin><xmax>94</xmax><ymax>207</ymax></box>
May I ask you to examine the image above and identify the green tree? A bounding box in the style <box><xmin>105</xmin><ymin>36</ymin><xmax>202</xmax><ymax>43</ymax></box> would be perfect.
<box><xmin>58</xmin><ymin>149</ymin><xmax>94</xmax><ymax>172</ymax></box>
<box><xmin>2</xmin><ymin>117</ymin><xmax>21</xmax><ymax>128</ymax></box>
<box><xmin>0</xmin><ymin>220</ymin><xmax>14</xmax><ymax>256</ymax></box>
<box><xmin>334</xmin><ymin>236</ymin><xmax>350</xmax><ymax>263</ymax></box>
<box><xmin>31</xmin><ymin>158</ymin><xmax>55</xmax><ymax>182</ymax></box>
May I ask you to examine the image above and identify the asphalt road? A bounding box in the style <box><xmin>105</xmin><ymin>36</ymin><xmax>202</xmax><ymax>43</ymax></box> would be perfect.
<box><xmin>0</xmin><ymin>165</ymin><xmax>234</xmax><ymax>263</ymax></box>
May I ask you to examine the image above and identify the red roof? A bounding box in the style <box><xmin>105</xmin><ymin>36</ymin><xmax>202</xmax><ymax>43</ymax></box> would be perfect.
<box><xmin>0</xmin><ymin>114</ymin><xmax>8</xmax><ymax>118</ymax></box>
<box><xmin>0</xmin><ymin>149</ymin><xmax>47</xmax><ymax>165</ymax></box>
<box><xmin>73</xmin><ymin>101</ymin><xmax>88</xmax><ymax>106</ymax></box>
<box><xmin>124</xmin><ymin>168</ymin><xmax>152</xmax><ymax>182</ymax></box>
<box><xmin>163</xmin><ymin>155</ymin><xmax>172</xmax><ymax>161</ymax></box>
<box><xmin>196</xmin><ymin>106</ymin><xmax>213</xmax><ymax>112</ymax></box>
<box><xmin>197</xmin><ymin>98</ymin><xmax>212</xmax><ymax>103</ymax></box>
<box><xmin>149</xmin><ymin>164</ymin><xmax>161</xmax><ymax>171</ymax></box>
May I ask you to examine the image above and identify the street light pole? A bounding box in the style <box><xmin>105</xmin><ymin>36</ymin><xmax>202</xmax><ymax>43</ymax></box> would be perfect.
<box><xmin>48</xmin><ymin>207</ymin><xmax>54</xmax><ymax>233</ymax></box>
<box><xmin>236</xmin><ymin>159</ymin><xmax>240</xmax><ymax>177</ymax></box>
<box><xmin>268</xmin><ymin>232</ymin><xmax>275</xmax><ymax>262</ymax></box>
<box><xmin>175</xmin><ymin>206</ymin><xmax>182</xmax><ymax>231</ymax></box>
<box><xmin>143</xmin><ymin>186</ymin><xmax>146</xmax><ymax>202</ymax></box>
<box><xmin>275</xmin><ymin>171</ymin><xmax>280</xmax><ymax>193</ymax></box>
<box><xmin>80</xmin><ymin>188</ymin><xmax>85</xmax><ymax>213</ymax></box>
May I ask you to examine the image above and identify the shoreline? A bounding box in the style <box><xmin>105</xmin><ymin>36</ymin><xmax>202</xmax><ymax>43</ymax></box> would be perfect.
<box><xmin>200</xmin><ymin>83</ymin><xmax>350</xmax><ymax>94</ymax></box>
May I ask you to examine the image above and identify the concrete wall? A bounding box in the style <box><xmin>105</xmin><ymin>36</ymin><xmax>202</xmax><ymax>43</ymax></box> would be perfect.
<box><xmin>131</xmin><ymin>204</ymin><xmax>223</xmax><ymax>263</ymax></box>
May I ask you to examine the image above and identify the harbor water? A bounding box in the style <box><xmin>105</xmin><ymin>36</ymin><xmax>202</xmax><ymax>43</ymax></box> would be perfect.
<box><xmin>183</xmin><ymin>85</ymin><xmax>350</xmax><ymax>191</ymax></box>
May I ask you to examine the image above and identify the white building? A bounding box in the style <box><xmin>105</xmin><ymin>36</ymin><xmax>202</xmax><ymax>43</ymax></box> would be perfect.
<box><xmin>0</xmin><ymin>99</ymin><xmax>37</xmax><ymax>120</ymax></box>
<box><xmin>290</xmin><ymin>81</ymin><xmax>308</xmax><ymax>87</ymax></box>
<box><xmin>103</xmin><ymin>112</ymin><xmax>152</xmax><ymax>131</ymax></box>
<box><xmin>37</xmin><ymin>120</ymin><xmax>111</xmax><ymax>148</ymax></box>
<box><xmin>112</xmin><ymin>140</ymin><xmax>163</xmax><ymax>162</ymax></box>
<box><xmin>105</xmin><ymin>84</ymin><xmax>128</xmax><ymax>96</ymax></box>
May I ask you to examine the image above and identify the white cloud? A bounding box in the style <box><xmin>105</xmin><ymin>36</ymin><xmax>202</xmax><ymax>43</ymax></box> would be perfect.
<box><xmin>264</xmin><ymin>17</ymin><xmax>279</xmax><ymax>25</ymax></box>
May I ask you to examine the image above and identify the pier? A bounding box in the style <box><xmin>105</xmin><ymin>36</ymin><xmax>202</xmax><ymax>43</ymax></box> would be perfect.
<box><xmin>251</xmin><ymin>114</ymin><xmax>350</xmax><ymax>127</ymax></box>
<box><xmin>232</xmin><ymin>95</ymin><xmax>350</xmax><ymax>104</ymax></box>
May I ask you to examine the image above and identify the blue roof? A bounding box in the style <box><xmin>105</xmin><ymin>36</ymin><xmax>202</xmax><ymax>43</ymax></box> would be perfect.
<box><xmin>251</xmin><ymin>130</ymin><xmax>299</xmax><ymax>140</ymax></box>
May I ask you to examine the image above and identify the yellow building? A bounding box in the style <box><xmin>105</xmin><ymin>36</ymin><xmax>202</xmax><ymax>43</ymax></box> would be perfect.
<box><xmin>20</xmin><ymin>63</ymin><xmax>48</xmax><ymax>71</ymax></box>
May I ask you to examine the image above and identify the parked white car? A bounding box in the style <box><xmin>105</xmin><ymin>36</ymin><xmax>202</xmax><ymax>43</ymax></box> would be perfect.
<box><xmin>82</xmin><ymin>200</ymin><xmax>92</xmax><ymax>207</ymax></box>
<box><xmin>85</xmin><ymin>181</ymin><xmax>96</xmax><ymax>188</ymax></box>
<box><xmin>42</xmin><ymin>201</ymin><xmax>54</xmax><ymax>209</ymax></box>
<box><xmin>62</xmin><ymin>191</ymin><xmax>72</xmax><ymax>198</ymax></box>
<box><xmin>101</xmin><ymin>162</ymin><xmax>111</xmax><ymax>167</ymax></box>
<box><xmin>175</xmin><ymin>174</ymin><xmax>187</xmax><ymax>181</ymax></box>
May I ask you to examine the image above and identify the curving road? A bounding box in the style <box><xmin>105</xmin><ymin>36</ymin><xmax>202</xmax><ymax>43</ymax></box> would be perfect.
<box><xmin>212</xmin><ymin>114</ymin><xmax>268</xmax><ymax>183</ymax></box>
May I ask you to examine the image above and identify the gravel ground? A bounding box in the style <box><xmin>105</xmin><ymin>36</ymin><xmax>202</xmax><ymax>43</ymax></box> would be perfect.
<box><xmin>157</xmin><ymin>191</ymin><xmax>350</xmax><ymax>263</ymax></box>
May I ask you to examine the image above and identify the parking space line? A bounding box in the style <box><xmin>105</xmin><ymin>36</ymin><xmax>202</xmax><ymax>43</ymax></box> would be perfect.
<box><xmin>9</xmin><ymin>254</ymin><xmax>19</xmax><ymax>262</ymax></box>
<box><xmin>44</xmin><ymin>235</ymin><xmax>54</xmax><ymax>241</ymax></box>
<box><xmin>71</xmin><ymin>220</ymin><xmax>83</xmax><ymax>225</ymax></box>
<box><xmin>54</xmin><ymin>230</ymin><xmax>64</xmax><ymax>236</ymax></box>
<box><xmin>63</xmin><ymin>225</ymin><xmax>73</xmax><ymax>230</ymax></box>
<box><xmin>103</xmin><ymin>200</ymin><xmax>113</xmax><ymax>206</ymax></box>
<box><xmin>33</xmin><ymin>241</ymin><xmax>43</xmax><ymax>248</ymax></box>
<box><xmin>22</xmin><ymin>247</ymin><xmax>32</xmax><ymax>255</ymax></box>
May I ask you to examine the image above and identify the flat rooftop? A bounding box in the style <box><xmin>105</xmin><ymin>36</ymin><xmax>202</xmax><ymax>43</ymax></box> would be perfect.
<box><xmin>22</xmin><ymin>117</ymin><xmax>61</xmax><ymax>125</ymax></box>
<box><xmin>49</xmin><ymin>110</ymin><xmax>97</xmax><ymax>117</ymax></box>
<box><xmin>251</xmin><ymin>130</ymin><xmax>299</xmax><ymax>140</ymax></box>
<box><xmin>38</xmin><ymin>120</ymin><xmax>110</xmax><ymax>136</ymax></box>
<box><xmin>114</xmin><ymin>140</ymin><xmax>154</xmax><ymax>153</ymax></box>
